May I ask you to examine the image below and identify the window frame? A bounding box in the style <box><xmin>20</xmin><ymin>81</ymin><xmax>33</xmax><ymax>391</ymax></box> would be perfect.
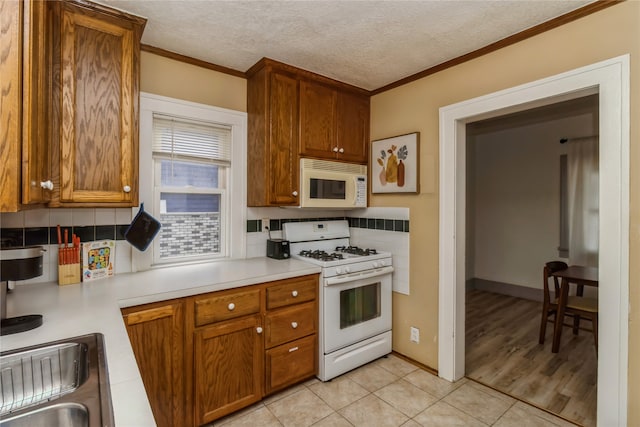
<box><xmin>136</xmin><ymin>93</ymin><xmax>247</xmax><ymax>271</ymax></box>
<box><xmin>152</xmin><ymin>157</ymin><xmax>227</xmax><ymax>264</ymax></box>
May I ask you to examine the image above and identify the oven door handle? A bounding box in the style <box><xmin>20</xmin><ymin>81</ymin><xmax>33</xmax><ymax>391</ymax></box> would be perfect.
<box><xmin>325</xmin><ymin>266</ymin><xmax>394</xmax><ymax>286</ymax></box>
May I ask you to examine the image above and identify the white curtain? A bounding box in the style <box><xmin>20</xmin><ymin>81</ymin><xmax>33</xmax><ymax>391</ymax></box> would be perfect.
<box><xmin>567</xmin><ymin>136</ymin><xmax>599</xmax><ymax>267</ymax></box>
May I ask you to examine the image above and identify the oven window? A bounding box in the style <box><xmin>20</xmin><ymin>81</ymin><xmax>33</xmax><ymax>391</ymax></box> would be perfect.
<box><xmin>340</xmin><ymin>283</ymin><xmax>381</xmax><ymax>328</ymax></box>
<box><xmin>310</xmin><ymin>178</ymin><xmax>346</xmax><ymax>200</ymax></box>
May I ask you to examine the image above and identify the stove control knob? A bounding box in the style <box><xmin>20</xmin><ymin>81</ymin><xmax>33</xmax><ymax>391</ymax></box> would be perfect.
<box><xmin>336</xmin><ymin>268</ymin><xmax>343</xmax><ymax>275</ymax></box>
<box><xmin>373</xmin><ymin>261</ymin><xmax>380</xmax><ymax>268</ymax></box>
<box><xmin>345</xmin><ymin>267</ymin><xmax>351</xmax><ymax>273</ymax></box>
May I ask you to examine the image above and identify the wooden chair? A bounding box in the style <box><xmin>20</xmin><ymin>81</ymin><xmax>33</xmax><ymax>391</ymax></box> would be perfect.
<box><xmin>539</xmin><ymin>261</ymin><xmax>598</xmax><ymax>349</ymax></box>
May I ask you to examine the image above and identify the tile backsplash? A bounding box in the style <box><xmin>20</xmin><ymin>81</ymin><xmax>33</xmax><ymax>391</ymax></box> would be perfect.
<box><xmin>2</xmin><ymin>207</ymin><xmax>411</xmax><ymax>295</ymax></box>
<box><xmin>245</xmin><ymin>207</ymin><xmax>411</xmax><ymax>295</ymax></box>
<box><xmin>1</xmin><ymin>208</ymin><xmax>134</xmax><ymax>284</ymax></box>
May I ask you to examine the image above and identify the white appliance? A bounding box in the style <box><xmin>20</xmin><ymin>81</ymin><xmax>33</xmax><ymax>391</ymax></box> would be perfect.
<box><xmin>283</xmin><ymin>220</ymin><xmax>393</xmax><ymax>381</ymax></box>
<box><xmin>299</xmin><ymin>158</ymin><xmax>367</xmax><ymax>209</ymax></box>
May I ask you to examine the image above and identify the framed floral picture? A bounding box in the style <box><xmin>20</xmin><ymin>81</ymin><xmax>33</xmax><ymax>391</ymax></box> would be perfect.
<box><xmin>371</xmin><ymin>132</ymin><xmax>420</xmax><ymax>194</ymax></box>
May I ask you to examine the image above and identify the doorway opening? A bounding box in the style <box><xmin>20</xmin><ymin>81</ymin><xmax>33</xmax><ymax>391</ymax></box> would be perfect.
<box><xmin>463</xmin><ymin>94</ymin><xmax>599</xmax><ymax>426</ymax></box>
<box><xmin>438</xmin><ymin>55</ymin><xmax>629</xmax><ymax>427</ymax></box>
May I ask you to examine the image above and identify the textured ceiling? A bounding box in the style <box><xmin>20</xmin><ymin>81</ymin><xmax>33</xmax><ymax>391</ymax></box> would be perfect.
<box><xmin>99</xmin><ymin>0</ymin><xmax>595</xmax><ymax>91</ymax></box>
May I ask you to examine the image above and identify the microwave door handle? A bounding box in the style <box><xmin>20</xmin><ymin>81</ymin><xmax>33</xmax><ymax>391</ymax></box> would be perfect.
<box><xmin>351</xmin><ymin>176</ymin><xmax>358</xmax><ymax>205</ymax></box>
<box><xmin>325</xmin><ymin>266</ymin><xmax>394</xmax><ymax>285</ymax></box>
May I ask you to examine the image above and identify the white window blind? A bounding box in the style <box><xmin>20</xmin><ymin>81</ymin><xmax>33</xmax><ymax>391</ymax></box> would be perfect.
<box><xmin>152</xmin><ymin>113</ymin><xmax>232</xmax><ymax>164</ymax></box>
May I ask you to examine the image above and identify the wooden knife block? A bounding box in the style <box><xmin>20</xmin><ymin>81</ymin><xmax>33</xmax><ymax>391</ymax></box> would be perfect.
<box><xmin>58</xmin><ymin>263</ymin><xmax>80</xmax><ymax>286</ymax></box>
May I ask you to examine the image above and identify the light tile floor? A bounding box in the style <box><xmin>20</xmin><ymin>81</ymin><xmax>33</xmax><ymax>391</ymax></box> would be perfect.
<box><xmin>212</xmin><ymin>354</ymin><xmax>578</xmax><ymax>427</ymax></box>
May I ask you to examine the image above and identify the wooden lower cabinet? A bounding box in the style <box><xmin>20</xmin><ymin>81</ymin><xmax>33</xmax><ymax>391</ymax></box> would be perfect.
<box><xmin>122</xmin><ymin>300</ymin><xmax>185</xmax><ymax>427</ymax></box>
<box><xmin>265</xmin><ymin>334</ymin><xmax>317</xmax><ymax>395</ymax></box>
<box><xmin>122</xmin><ymin>274</ymin><xmax>319</xmax><ymax>427</ymax></box>
<box><xmin>193</xmin><ymin>314</ymin><xmax>263</xmax><ymax>425</ymax></box>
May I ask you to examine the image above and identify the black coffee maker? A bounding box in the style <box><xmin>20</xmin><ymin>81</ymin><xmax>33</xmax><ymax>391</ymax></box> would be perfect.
<box><xmin>1</xmin><ymin>246</ymin><xmax>46</xmax><ymax>335</ymax></box>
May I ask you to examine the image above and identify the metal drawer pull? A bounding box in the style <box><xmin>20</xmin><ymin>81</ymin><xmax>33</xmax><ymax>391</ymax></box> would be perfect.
<box><xmin>291</xmin><ymin>322</ymin><xmax>298</xmax><ymax>329</ymax></box>
<box><xmin>256</xmin><ymin>327</ymin><xmax>263</xmax><ymax>334</ymax></box>
<box><xmin>291</xmin><ymin>290</ymin><xmax>298</xmax><ymax>297</ymax></box>
<box><xmin>288</xmin><ymin>346</ymin><xmax>299</xmax><ymax>352</ymax></box>
<box><xmin>228</xmin><ymin>303</ymin><xmax>235</xmax><ymax>311</ymax></box>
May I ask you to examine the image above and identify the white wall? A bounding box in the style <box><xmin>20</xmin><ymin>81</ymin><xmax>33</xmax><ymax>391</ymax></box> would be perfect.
<box><xmin>468</xmin><ymin>111</ymin><xmax>597</xmax><ymax>289</ymax></box>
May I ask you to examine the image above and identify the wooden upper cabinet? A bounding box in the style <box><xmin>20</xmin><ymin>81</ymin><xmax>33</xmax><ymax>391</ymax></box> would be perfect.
<box><xmin>299</xmin><ymin>79</ymin><xmax>369</xmax><ymax>164</ymax></box>
<box><xmin>269</xmin><ymin>71</ymin><xmax>300</xmax><ymax>205</ymax></box>
<box><xmin>22</xmin><ymin>0</ymin><xmax>52</xmax><ymax>205</ymax></box>
<box><xmin>0</xmin><ymin>0</ymin><xmax>23</xmax><ymax>212</ymax></box>
<box><xmin>247</xmin><ymin>63</ymin><xmax>300</xmax><ymax>207</ymax></box>
<box><xmin>51</xmin><ymin>0</ymin><xmax>145</xmax><ymax>206</ymax></box>
<box><xmin>247</xmin><ymin>58</ymin><xmax>370</xmax><ymax>206</ymax></box>
<box><xmin>299</xmin><ymin>80</ymin><xmax>337</xmax><ymax>158</ymax></box>
<box><xmin>336</xmin><ymin>91</ymin><xmax>369</xmax><ymax>164</ymax></box>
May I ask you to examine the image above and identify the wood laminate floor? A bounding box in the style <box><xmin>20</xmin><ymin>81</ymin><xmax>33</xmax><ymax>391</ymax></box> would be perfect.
<box><xmin>465</xmin><ymin>289</ymin><xmax>597</xmax><ymax>427</ymax></box>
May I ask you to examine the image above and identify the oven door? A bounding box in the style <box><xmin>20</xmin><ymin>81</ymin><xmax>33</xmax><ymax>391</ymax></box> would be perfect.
<box><xmin>323</xmin><ymin>266</ymin><xmax>393</xmax><ymax>353</ymax></box>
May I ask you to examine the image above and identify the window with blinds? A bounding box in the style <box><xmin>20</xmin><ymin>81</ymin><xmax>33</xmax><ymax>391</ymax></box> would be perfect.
<box><xmin>152</xmin><ymin>113</ymin><xmax>230</xmax><ymax>263</ymax></box>
<box><xmin>152</xmin><ymin>113</ymin><xmax>232</xmax><ymax>163</ymax></box>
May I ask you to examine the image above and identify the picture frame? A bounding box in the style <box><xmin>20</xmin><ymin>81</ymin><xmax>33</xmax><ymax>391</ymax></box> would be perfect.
<box><xmin>371</xmin><ymin>132</ymin><xmax>420</xmax><ymax>194</ymax></box>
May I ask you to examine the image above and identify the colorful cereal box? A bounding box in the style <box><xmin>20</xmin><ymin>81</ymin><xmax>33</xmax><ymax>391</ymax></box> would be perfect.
<box><xmin>82</xmin><ymin>240</ymin><xmax>115</xmax><ymax>282</ymax></box>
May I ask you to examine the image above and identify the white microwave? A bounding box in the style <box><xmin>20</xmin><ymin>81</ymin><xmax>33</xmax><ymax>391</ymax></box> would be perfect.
<box><xmin>299</xmin><ymin>158</ymin><xmax>367</xmax><ymax>209</ymax></box>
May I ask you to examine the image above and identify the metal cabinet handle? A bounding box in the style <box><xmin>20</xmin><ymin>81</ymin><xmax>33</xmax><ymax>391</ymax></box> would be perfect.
<box><xmin>291</xmin><ymin>290</ymin><xmax>298</xmax><ymax>297</ymax></box>
<box><xmin>288</xmin><ymin>346</ymin><xmax>299</xmax><ymax>353</ymax></box>
<box><xmin>256</xmin><ymin>327</ymin><xmax>263</xmax><ymax>334</ymax></box>
<box><xmin>338</xmin><ymin>148</ymin><xmax>344</xmax><ymax>153</ymax></box>
<box><xmin>333</xmin><ymin>147</ymin><xmax>339</xmax><ymax>153</ymax></box>
<box><xmin>228</xmin><ymin>303</ymin><xmax>235</xmax><ymax>311</ymax></box>
<box><xmin>292</xmin><ymin>191</ymin><xmax>298</xmax><ymax>197</ymax></box>
<box><xmin>123</xmin><ymin>185</ymin><xmax>131</xmax><ymax>193</ymax></box>
<box><xmin>291</xmin><ymin>322</ymin><xmax>298</xmax><ymax>329</ymax></box>
<box><xmin>40</xmin><ymin>180</ymin><xmax>54</xmax><ymax>190</ymax></box>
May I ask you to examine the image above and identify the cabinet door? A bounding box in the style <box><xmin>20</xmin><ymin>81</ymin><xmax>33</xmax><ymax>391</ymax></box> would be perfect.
<box><xmin>336</xmin><ymin>91</ymin><xmax>369</xmax><ymax>164</ymax></box>
<box><xmin>299</xmin><ymin>80</ymin><xmax>337</xmax><ymax>159</ymax></box>
<box><xmin>123</xmin><ymin>301</ymin><xmax>185</xmax><ymax>427</ymax></box>
<box><xmin>58</xmin><ymin>4</ymin><xmax>139</xmax><ymax>204</ymax></box>
<box><xmin>194</xmin><ymin>314</ymin><xmax>263</xmax><ymax>425</ymax></box>
<box><xmin>0</xmin><ymin>0</ymin><xmax>22</xmax><ymax>212</ymax></box>
<box><xmin>265</xmin><ymin>334</ymin><xmax>316</xmax><ymax>395</ymax></box>
<box><xmin>22</xmin><ymin>0</ymin><xmax>52</xmax><ymax>205</ymax></box>
<box><xmin>269</xmin><ymin>71</ymin><xmax>299</xmax><ymax>205</ymax></box>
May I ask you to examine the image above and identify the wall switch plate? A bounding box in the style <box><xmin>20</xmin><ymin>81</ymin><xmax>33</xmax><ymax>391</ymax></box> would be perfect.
<box><xmin>410</xmin><ymin>326</ymin><xmax>420</xmax><ymax>343</ymax></box>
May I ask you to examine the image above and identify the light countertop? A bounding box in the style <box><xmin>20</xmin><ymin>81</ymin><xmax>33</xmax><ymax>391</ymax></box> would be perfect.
<box><xmin>1</xmin><ymin>257</ymin><xmax>321</xmax><ymax>426</ymax></box>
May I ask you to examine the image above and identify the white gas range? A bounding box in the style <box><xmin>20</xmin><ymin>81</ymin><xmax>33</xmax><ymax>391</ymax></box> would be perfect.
<box><xmin>283</xmin><ymin>220</ymin><xmax>393</xmax><ymax>381</ymax></box>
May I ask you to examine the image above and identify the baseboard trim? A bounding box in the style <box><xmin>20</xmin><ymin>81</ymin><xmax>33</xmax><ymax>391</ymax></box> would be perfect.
<box><xmin>467</xmin><ymin>278</ymin><xmax>543</xmax><ymax>302</ymax></box>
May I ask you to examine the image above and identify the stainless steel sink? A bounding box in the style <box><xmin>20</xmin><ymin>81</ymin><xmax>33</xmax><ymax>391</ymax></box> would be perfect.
<box><xmin>0</xmin><ymin>334</ymin><xmax>113</xmax><ymax>427</ymax></box>
<box><xmin>0</xmin><ymin>402</ymin><xmax>88</xmax><ymax>427</ymax></box>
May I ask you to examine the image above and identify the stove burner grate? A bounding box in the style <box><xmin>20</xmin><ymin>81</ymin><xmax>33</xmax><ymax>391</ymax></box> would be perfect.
<box><xmin>298</xmin><ymin>250</ymin><xmax>344</xmax><ymax>261</ymax></box>
<box><xmin>335</xmin><ymin>246</ymin><xmax>378</xmax><ymax>256</ymax></box>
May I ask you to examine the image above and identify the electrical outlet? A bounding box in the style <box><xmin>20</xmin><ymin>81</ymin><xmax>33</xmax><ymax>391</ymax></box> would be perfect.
<box><xmin>261</xmin><ymin>218</ymin><xmax>270</xmax><ymax>232</ymax></box>
<box><xmin>410</xmin><ymin>326</ymin><xmax>420</xmax><ymax>343</ymax></box>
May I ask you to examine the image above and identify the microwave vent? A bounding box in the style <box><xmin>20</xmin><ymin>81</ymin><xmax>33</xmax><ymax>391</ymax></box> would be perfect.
<box><xmin>301</xmin><ymin>158</ymin><xmax>366</xmax><ymax>175</ymax></box>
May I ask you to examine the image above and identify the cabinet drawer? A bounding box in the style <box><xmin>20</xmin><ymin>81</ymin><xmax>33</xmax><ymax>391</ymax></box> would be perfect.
<box><xmin>266</xmin><ymin>275</ymin><xmax>317</xmax><ymax>310</ymax></box>
<box><xmin>265</xmin><ymin>302</ymin><xmax>316</xmax><ymax>348</ymax></box>
<box><xmin>265</xmin><ymin>334</ymin><xmax>316</xmax><ymax>395</ymax></box>
<box><xmin>194</xmin><ymin>288</ymin><xmax>261</xmax><ymax>327</ymax></box>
